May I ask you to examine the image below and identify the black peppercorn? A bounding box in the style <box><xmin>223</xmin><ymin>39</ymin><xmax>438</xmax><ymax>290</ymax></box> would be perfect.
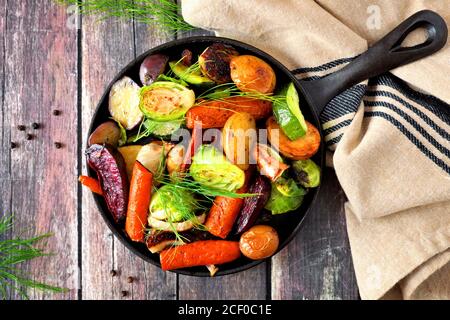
<box><xmin>110</xmin><ymin>270</ymin><xmax>117</xmax><ymax>277</ymax></box>
<box><xmin>54</xmin><ymin>142</ymin><xmax>62</xmax><ymax>149</ymax></box>
<box><xmin>11</xmin><ymin>142</ymin><xmax>17</xmax><ymax>149</ymax></box>
<box><xmin>17</xmin><ymin>125</ymin><xmax>25</xmax><ymax>131</ymax></box>
<box><xmin>53</xmin><ymin>110</ymin><xmax>61</xmax><ymax>116</ymax></box>
<box><xmin>127</xmin><ymin>276</ymin><xmax>134</xmax><ymax>284</ymax></box>
<box><xmin>32</xmin><ymin>123</ymin><xmax>40</xmax><ymax>130</ymax></box>
<box><xmin>121</xmin><ymin>291</ymin><xmax>128</xmax><ymax>297</ymax></box>
<box><xmin>26</xmin><ymin>134</ymin><xmax>33</xmax><ymax>141</ymax></box>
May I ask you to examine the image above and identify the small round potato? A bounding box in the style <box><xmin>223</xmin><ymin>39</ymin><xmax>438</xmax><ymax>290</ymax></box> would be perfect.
<box><xmin>230</xmin><ymin>55</ymin><xmax>276</xmax><ymax>94</ymax></box>
<box><xmin>266</xmin><ymin>116</ymin><xmax>320</xmax><ymax>160</ymax></box>
<box><xmin>239</xmin><ymin>225</ymin><xmax>279</xmax><ymax>260</ymax></box>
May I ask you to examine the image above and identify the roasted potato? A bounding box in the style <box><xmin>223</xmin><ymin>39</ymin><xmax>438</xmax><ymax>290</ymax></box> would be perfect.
<box><xmin>118</xmin><ymin>145</ymin><xmax>143</xmax><ymax>180</ymax></box>
<box><xmin>222</xmin><ymin>112</ymin><xmax>256</xmax><ymax>170</ymax></box>
<box><xmin>136</xmin><ymin>141</ymin><xmax>172</xmax><ymax>175</ymax></box>
<box><xmin>239</xmin><ymin>225</ymin><xmax>279</xmax><ymax>260</ymax></box>
<box><xmin>139</xmin><ymin>54</ymin><xmax>169</xmax><ymax>86</ymax></box>
<box><xmin>109</xmin><ymin>77</ymin><xmax>143</xmax><ymax>130</ymax></box>
<box><xmin>230</xmin><ymin>55</ymin><xmax>276</xmax><ymax>94</ymax></box>
<box><xmin>266</xmin><ymin>116</ymin><xmax>320</xmax><ymax>160</ymax></box>
<box><xmin>166</xmin><ymin>144</ymin><xmax>185</xmax><ymax>176</ymax></box>
<box><xmin>198</xmin><ymin>43</ymin><xmax>239</xmax><ymax>83</ymax></box>
<box><xmin>88</xmin><ymin>121</ymin><xmax>121</xmax><ymax>147</ymax></box>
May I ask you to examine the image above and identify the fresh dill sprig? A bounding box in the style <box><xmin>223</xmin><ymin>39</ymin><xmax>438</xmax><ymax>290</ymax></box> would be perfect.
<box><xmin>0</xmin><ymin>216</ymin><xmax>67</xmax><ymax>300</ymax></box>
<box><xmin>55</xmin><ymin>0</ymin><xmax>194</xmax><ymax>34</ymax></box>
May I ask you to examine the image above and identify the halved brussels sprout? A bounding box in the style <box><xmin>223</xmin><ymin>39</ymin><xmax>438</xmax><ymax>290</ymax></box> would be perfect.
<box><xmin>190</xmin><ymin>145</ymin><xmax>245</xmax><ymax>192</ymax></box>
<box><xmin>265</xmin><ymin>177</ymin><xmax>306</xmax><ymax>215</ymax></box>
<box><xmin>149</xmin><ymin>185</ymin><xmax>199</xmax><ymax>222</ymax></box>
<box><xmin>109</xmin><ymin>76</ymin><xmax>143</xmax><ymax>130</ymax></box>
<box><xmin>291</xmin><ymin>159</ymin><xmax>321</xmax><ymax>188</ymax></box>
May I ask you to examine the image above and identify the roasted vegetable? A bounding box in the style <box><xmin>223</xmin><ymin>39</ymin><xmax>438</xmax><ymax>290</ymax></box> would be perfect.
<box><xmin>239</xmin><ymin>225</ymin><xmax>279</xmax><ymax>260</ymax></box>
<box><xmin>125</xmin><ymin>161</ymin><xmax>153</xmax><ymax>242</ymax></box>
<box><xmin>86</xmin><ymin>144</ymin><xmax>129</xmax><ymax>223</ymax></box>
<box><xmin>230</xmin><ymin>55</ymin><xmax>276</xmax><ymax>94</ymax></box>
<box><xmin>149</xmin><ymin>185</ymin><xmax>199</xmax><ymax>222</ymax></box>
<box><xmin>78</xmin><ymin>175</ymin><xmax>103</xmax><ymax>195</ymax></box>
<box><xmin>146</xmin><ymin>230</ymin><xmax>184</xmax><ymax>253</ymax></box>
<box><xmin>222</xmin><ymin>112</ymin><xmax>256</xmax><ymax>170</ymax></box>
<box><xmin>254</xmin><ymin>144</ymin><xmax>289</xmax><ymax>182</ymax></box>
<box><xmin>166</xmin><ymin>144</ymin><xmax>185</xmax><ymax>176</ymax></box>
<box><xmin>179</xmin><ymin>124</ymin><xmax>202</xmax><ymax>173</ymax></box>
<box><xmin>291</xmin><ymin>159</ymin><xmax>321</xmax><ymax>188</ymax></box>
<box><xmin>205</xmin><ymin>197</ymin><xmax>244</xmax><ymax>239</ymax></box>
<box><xmin>267</xmin><ymin>116</ymin><xmax>320</xmax><ymax>160</ymax></box>
<box><xmin>181</xmin><ymin>49</ymin><xmax>193</xmax><ymax>66</ymax></box>
<box><xmin>273</xmin><ymin>82</ymin><xmax>307</xmax><ymax>140</ymax></box>
<box><xmin>139</xmin><ymin>81</ymin><xmax>195</xmax><ymax>121</ymax></box>
<box><xmin>109</xmin><ymin>76</ymin><xmax>143</xmax><ymax>130</ymax></box>
<box><xmin>148</xmin><ymin>213</ymin><xmax>206</xmax><ymax>232</ymax></box>
<box><xmin>88</xmin><ymin>121</ymin><xmax>122</xmax><ymax>147</ymax></box>
<box><xmin>136</xmin><ymin>141</ymin><xmax>171</xmax><ymax>176</ymax></box>
<box><xmin>139</xmin><ymin>54</ymin><xmax>169</xmax><ymax>86</ymax></box>
<box><xmin>160</xmin><ymin>240</ymin><xmax>241</xmax><ymax>271</ymax></box>
<box><xmin>186</xmin><ymin>97</ymin><xmax>272</xmax><ymax>129</ymax></box>
<box><xmin>169</xmin><ymin>61</ymin><xmax>214</xmax><ymax>87</ymax></box>
<box><xmin>198</xmin><ymin>43</ymin><xmax>239</xmax><ymax>83</ymax></box>
<box><xmin>265</xmin><ymin>177</ymin><xmax>306</xmax><ymax>214</ymax></box>
<box><xmin>235</xmin><ymin>175</ymin><xmax>271</xmax><ymax>235</ymax></box>
<box><xmin>190</xmin><ymin>145</ymin><xmax>245</xmax><ymax>192</ymax></box>
<box><xmin>118</xmin><ymin>145</ymin><xmax>143</xmax><ymax>180</ymax></box>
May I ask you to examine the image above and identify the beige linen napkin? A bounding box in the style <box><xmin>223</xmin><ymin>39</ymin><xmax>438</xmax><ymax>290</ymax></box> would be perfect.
<box><xmin>181</xmin><ymin>0</ymin><xmax>450</xmax><ymax>299</ymax></box>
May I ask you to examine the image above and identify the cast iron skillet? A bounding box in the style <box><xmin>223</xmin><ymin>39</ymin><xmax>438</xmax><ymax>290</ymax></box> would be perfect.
<box><xmin>88</xmin><ymin>10</ymin><xmax>447</xmax><ymax>276</ymax></box>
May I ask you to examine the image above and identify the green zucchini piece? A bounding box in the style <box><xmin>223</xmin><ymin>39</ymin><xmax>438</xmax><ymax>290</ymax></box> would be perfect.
<box><xmin>169</xmin><ymin>61</ymin><xmax>215</xmax><ymax>87</ymax></box>
<box><xmin>273</xmin><ymin>82</ymin><xmax>308</xmax><ymax>140</ymax></box>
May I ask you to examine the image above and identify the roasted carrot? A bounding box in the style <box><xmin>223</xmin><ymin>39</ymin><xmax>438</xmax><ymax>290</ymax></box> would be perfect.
<box><xmin>205</xmin><ymin>169</ymin><xmax>253</xmax><ymax>239</ymax></box>
<box><xmin>160</xmin><ymin>240</ymin><xmax>241</xmax><ymax>271</ymax></box>
<box><xmin>79</xmin><ymin>175</ymin><xmax>103</xmax><ymax>195</ymax></box>
<box><xmin>125</xmin><ymin>161</ymin><xmax>153</xmax><ymax>242</ymax></box>
<box><xmin>186</xmin><ymin>97</ymin><xmax>272</xmax><ymax>129</ymax></box>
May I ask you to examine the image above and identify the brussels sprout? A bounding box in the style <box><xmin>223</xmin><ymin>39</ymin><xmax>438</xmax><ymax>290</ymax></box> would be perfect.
<box><xmin>265</xmin><ymin>177</ymin><xmax>306</xmax><ymax>215</ymax></box>
<box><xmin>190</xmin><ymin>145</ymin><xmax>245</xmax><ymax>192</ymax></box>
<box><xmin>291</xmin><ymin>159</ymin><xmax>321</xmax><ymax>188</ymax></box>
<box><xmin>149</xmin><ymin>185</ymin><xmax>198</xmax><ymax>222</ymax></box>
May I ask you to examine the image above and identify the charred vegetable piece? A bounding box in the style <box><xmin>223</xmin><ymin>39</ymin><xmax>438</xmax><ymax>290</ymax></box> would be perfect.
<box><xmin>190</xmin><ymin>145</ymin><xmax>245</xmax><ymax>192</ymax></box>
<box><xmin>125</xmin><ymin>161</ymin><xmax>153</xmax><ymax>242</ymax></box>
<box><xmin>222</xmin><ymin>112</ymin><xmax>256</xmax><ymax>170</ymax></box>
<box><xmin>267</xmin><ymin>116</ymin><xmax>320</xmax><ymax>160</ymax></box>
<box><xmin>160</xmin><ymin>240</ymin><xmax>241</xmax><ymax>271</ymax></box>
<box><xmin>186</xmin><ymin>97</ymin><xmax>272</xmax><ymax>129</ymax></box>
<box><xmin>169</xmin><ymin>61</ymin><xmax>214</xmax><ymax>87</ymax></box>
<box><xmin>139</xmin><ymin>54</ymin><xmax>169</xmax><ymax>86</ymax></box>
<box><xmin>230</xmin><ymin>55</ymin><xmax>276</xmax><ymax>94</ymax></box>
<box><xmin>291</xmin><ymin>159</ymin><xmax>321</xmax><ymax>188</ymax></box>
<box><xmin>139</xmin><ymin>81</ymin><xmax>195</xmax><ymax>121</ymax></box>
<box><xmin>239</xmin><ymin>225</ymin><xmax>279</xmax><ymax>260</ymax></box>
<box><xmin>273</xmin><ymin>82</ymin><xmax>307</xmax><ymax>140</ymax></box>
<box><xmin>88</xmin><ymin>121</ymin><xmax>121</xmax><ymax>147</ymax></box>
<box><xmin>265</xmin><ymin>177</ymin><xmax>306</xmax><ymax>215</ymax></box>
<box><xmin>181</xmin><ymin>49</ymin><xmax>193</xmax><ymax>66</ymax></box>
<box><xmin>146</xmin><ymin>230</ymin><xmax>183</xmax><ymax>253</ymax></box>
<box><xmin>78</xmin><ymin>175</ymin><xmax>103</xmax><ymax>195</ymax></box>
<box><xmin>86</xmin><ymin>144</ymin><xmax>129</xmax><ymax>223</ymax></box>
<box><xmin>198</xmin><ymin>43</ymin><xmax>239</xmax><ymax>83</ymax></box>
<box><xmin>109</xmin><ymin>77</ymin><xmax>143</xmax><ymax>130</ymax></box>
<box><xmin>118</xmin><ymin>145</ymin><xmax>143</xmax><ymax>180</ymax></box>
<box><xmin>254</xmin><ymin>143</ymin><xmax>289</xmax><ymax>182</ymax></box>
<box><xmin>235</xmin><ymin>175</ymin><xmax>271</xmax><ymax>235</ymax></box>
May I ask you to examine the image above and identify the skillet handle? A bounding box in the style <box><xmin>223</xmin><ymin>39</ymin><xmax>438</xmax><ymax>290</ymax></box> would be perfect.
<box><xmin>300</xmin><ymin>10</ymin><xmax>448</xmax><ymax>114</ymax></box>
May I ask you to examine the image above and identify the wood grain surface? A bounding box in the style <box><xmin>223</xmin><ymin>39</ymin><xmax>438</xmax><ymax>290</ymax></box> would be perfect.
<box><xmin>0</xmin><ymin>0</ymin><xmax>359</xmax><ymax>300</ymax></box>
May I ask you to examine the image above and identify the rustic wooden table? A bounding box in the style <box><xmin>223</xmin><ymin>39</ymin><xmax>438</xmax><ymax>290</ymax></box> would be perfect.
<box><xmin>0</xmin><ymin>1</ymin><xmax>359</xmax><ymax>300</ymax></box>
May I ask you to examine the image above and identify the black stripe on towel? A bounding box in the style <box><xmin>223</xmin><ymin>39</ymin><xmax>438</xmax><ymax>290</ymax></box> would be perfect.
<box><xmin>291</xmin><ymin>56</ymin><xmax>357</xmax><ymax>74</ymax></box>
<box><xmin>364</xmin><ymin>100</ymin><xmax>450</xmax><ymax>160</ymax></box>
<box><xmin>326</xmin><ymin>133</ymin><xmax>344</xmax><ymax>146</ymax></box>
<box><xmin>365</xmin><ymin>90</ymin><xmax>450</xmax><ymax>141</ymax></box>
<box><xmin>365</xmin><ymin>111</ymin><xmax>450</xmax><ymax>174</ymax></box>
<box><xmin>320</xmin><ymin>84</ymin><xmax>366</xmax><ymax>123</ymax></box>
<box><xmin>324</xmin><ymin>119</ymin><xmax>353</xmax><ymax>136</ymax></box>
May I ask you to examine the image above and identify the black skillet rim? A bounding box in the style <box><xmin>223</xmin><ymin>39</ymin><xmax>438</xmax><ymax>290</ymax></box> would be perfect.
<box><xmin>87</xmin><ymin>36</ymin><xmax>325</xmax><ymax>277</ymax></box>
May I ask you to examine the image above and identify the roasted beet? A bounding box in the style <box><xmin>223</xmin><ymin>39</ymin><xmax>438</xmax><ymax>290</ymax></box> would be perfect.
<box><xmin>234</xmin><ymin>175</ymin><xmax>271</xmax><ymax>235</ymax></box>
<box><xmin>86</xmin><ymin>144</ymin><xmax>129</xmax><ymax>223</ymax></box>
<box><xmin>139</xmin><ymin>54</ymin><xmax>169</xmax><ymax>86</ymax></box>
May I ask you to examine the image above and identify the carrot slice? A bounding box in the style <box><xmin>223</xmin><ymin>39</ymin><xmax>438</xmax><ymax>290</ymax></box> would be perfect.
<box><xmin>160</xmin><ymin>240</ymin><xmax>241</xmax><ymax>271</ymax></box>
<box><xmin>125</xmin><ymin>161</ymin><xmax>153</xmax><ymax>242</ymax></box>
<box><xmin>79</xmin><ymin>175</ymin><xmax>103</xmax><ymax>195</ymax></box>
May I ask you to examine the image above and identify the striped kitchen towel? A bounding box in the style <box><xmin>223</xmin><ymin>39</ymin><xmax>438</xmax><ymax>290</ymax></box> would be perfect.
<box><xmin>182</xmin><ymin>0</ymin><xmax>450</xmax><ymax>299</ymax></box>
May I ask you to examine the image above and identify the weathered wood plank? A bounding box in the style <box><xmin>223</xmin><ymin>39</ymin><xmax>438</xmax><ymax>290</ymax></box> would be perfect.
<box><xmin>176</xmin><ymin>27</ymin><xmax>268</xmax><ymax>300</ymax></box>
<box><xmin>81</xmin><ymin>15</ymin><xmax>176</xmax><ymax>300</ymax></box>
<box><xmin>4</xmin><ymin>0</ymin><xmax>79</xmax><ymax>299</ymax></box>
<box><xmin>271</xmin><ymin>168</ymin><xmax>359</xmax><ymax>300</ymax></box>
